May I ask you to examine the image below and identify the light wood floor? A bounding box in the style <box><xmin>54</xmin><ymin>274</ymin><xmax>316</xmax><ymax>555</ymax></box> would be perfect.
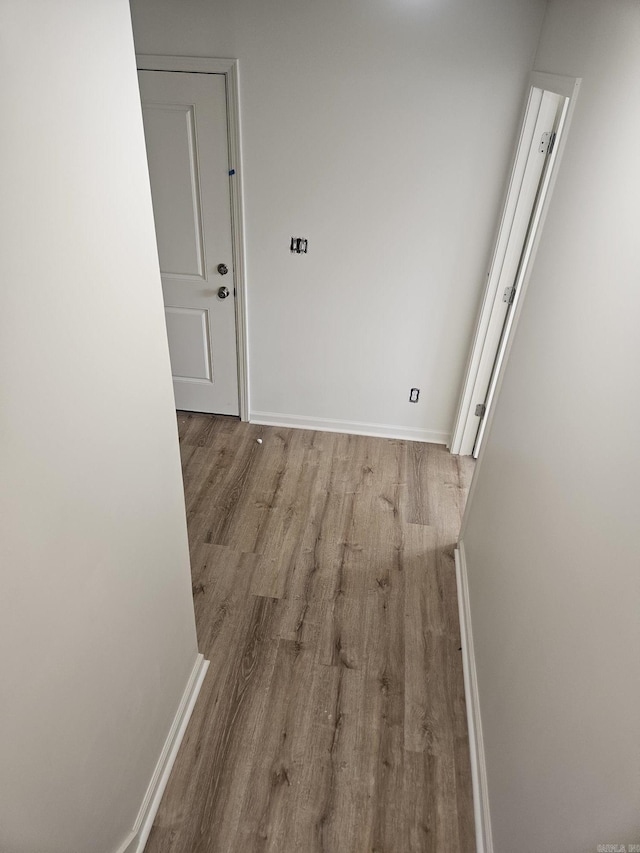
<box><xmin>145</xmin><ymin>413</ymin><xmax>476</xmax><ymax>853</ymax></box>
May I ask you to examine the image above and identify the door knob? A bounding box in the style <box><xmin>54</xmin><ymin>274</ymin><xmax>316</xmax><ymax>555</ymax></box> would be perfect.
<box><xmin>218</xmin><ymin>286</ymin><xmax>230</xmax><ymax>299</ymax></box>
<box><xmin>217</xmin><ymin>263</ymin><xmax>229</xmax><ymax>275</ymax></box>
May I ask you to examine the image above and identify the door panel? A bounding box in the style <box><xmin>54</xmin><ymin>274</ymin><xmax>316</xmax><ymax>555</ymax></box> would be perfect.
<box><xmin>164</xmin><ymin>307</ymin><xmax>211</xmax><ymax>380</ymax></box>
<box><xmin>142</xmin><ymin>104</ymin><xmax>205</xmax><ymax>278</ymax></box>
<box><xmin>138</xmin><ymin>70</ymin><xmax>239</xmax><ymax>415</ymax></box>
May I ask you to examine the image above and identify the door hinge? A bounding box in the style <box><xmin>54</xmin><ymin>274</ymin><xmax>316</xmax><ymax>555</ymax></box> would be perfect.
<box><xmin>503</xmin><ymin>285</ymin><xmax>516</xmax><ymax>305</ymax></box>
<box><xmin>475</xmin><ymin>403</ymin><xmax>486</xmax><ymax>418</ymax></box>
<box><xmin>539</xmin><ymin>131</ymin><xmax>556</xmax><ymax>155</ymax></box>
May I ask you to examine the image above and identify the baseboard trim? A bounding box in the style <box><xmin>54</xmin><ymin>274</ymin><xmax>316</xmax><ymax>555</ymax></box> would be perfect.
<box><xmin>115</xmin><ymin>653</ymin><xmax>209</xmax><ymax>853</ymax></box>
<box><xmin>250</xmin><ymin>411</ymin><xmax>450</xmax><ymax>445</ymax></box>
<box><xmin>455</xmin><ymin>541</ymin><xmax>493</xmax><ymax>853</ymax></box>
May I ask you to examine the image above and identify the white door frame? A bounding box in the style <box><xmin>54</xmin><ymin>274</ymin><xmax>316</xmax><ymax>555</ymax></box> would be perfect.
<box><xmin>136</xmin><ymin>55</ymin><xmax>250</xmax><ymax>422</ymax></box>
<box><xmin>450</xmin><ymin>72</ymin><xmax>581</xmax><ymax>456</ymax></box>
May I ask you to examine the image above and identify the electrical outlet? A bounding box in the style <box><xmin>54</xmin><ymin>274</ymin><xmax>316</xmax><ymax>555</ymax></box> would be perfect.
<box><xmin>409</xmin><ymin>388</ymin><xmax>420</xmax><ymax>403</ymax></box>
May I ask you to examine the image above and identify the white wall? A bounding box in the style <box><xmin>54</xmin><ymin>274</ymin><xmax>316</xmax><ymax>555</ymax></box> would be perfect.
<box><xmin>0</xmin><ymin>2</ymin><xmax>199</xmax><ymax>852</ymax></box>
<box><xmin>129</xmin><ymin>0</ymin><xmax>546</xmax><ymax>442</ymax></box>
<box><xmin>461</xmin><ymin>1</ymin><xmax>640</xmax><ymax>850</ymax></box>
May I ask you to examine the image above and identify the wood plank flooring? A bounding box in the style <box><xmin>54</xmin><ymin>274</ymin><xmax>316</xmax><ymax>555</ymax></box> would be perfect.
<box><xmin>145</xmin><ymin>413</ymin><xmax>476</xmax><ymax>853</ymax></box>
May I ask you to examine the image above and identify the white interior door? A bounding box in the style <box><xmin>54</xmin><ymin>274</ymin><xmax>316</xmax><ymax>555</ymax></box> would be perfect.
<box><xmin>450</xmin><ymin>86</ymin><xmax>568</xmax><ymax>456</ymax></box>
<box><xmin>138</xmin><ymin>70</ymin><xmax>239</xmax><ymax>415</ymax></box>
<box><xmin>472</xmin><ymin>95</ymin><xmax>567</xmax><ymax>457</ymax></box>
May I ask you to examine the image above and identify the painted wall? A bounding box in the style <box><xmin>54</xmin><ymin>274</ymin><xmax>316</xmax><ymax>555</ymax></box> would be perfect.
<box><xmin>129</xmin><ymin>0</ymin><xmax>547</xmax><ymax>442</ymax></box>
<box><xmin>0</xmin><ymin>2</ymin><xmax>199</xmax><ymax>852</ymax></box>
<box><xmin>461</xmin><ymin>1</ymin><xmax>640</xmax><ymax>850</ymax></box>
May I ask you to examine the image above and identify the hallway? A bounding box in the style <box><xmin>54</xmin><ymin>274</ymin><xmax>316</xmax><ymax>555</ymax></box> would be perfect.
<box><xmin>145</xmin><ymin>413</ymin><xmax>476</xmax><ymax>853</ymax></box>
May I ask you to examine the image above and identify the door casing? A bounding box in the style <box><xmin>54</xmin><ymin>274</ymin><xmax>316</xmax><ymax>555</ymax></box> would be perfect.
<box><xmin>137</xmin><ymin>54</ymin><xmax>250</xmax><ymax>421</ymax></box>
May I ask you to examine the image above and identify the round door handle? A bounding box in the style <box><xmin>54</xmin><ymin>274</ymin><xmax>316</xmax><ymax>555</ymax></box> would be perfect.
<box><xmin>218</xmin><ymin>286</ymin><xmax>230</xmax><ymax>299</ymax></box>
<box><xmin>217</xmin><ymin>263</ymin><xmax>229</xmax><ymax>275</ymax></box>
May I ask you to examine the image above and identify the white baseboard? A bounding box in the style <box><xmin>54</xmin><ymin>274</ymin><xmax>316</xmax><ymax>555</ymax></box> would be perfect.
<box><xmin>455</xmin><ymin>541</ymin><xmax>493</xmax><ymax>853</ymax></box>
<box><xmin>250</xmin><ymin>411</ymin><xmax>450</xmax><ymax>445</ymax></box>
<box><xmin>115</xmin><ymin>654</ymin><xmax>209</xmax><ymax>853</ymax></box>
